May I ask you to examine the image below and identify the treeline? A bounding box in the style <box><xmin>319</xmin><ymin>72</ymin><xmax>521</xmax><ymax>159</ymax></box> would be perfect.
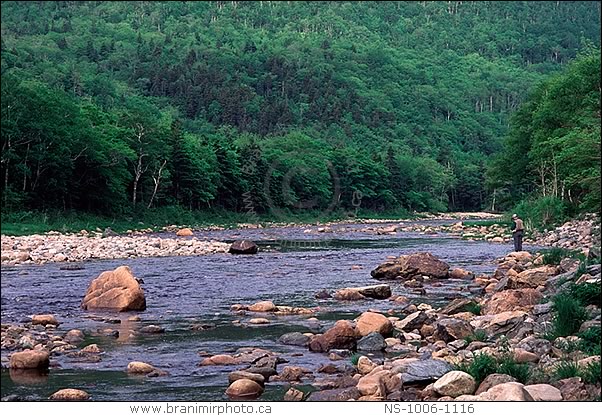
<box><xmin>487</xmin><ymin>49</ymin><xmax>601</xmax><ymax>226</ymax></box>
<box><xmin>1</xmin><ymin>1</ymin><xmax>600</xmax><ymax>217</ymax></box>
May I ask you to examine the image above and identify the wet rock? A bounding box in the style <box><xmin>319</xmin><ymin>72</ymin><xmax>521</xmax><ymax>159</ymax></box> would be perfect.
<box><xmin>356</xmin><ymin>312</ymin><xmax>393</xmax><ymax>337</ymax></box>
<box><xmin>229</xmin><ymin>240</ymin><xmax>258</xmax><ymax>255</ymax></box>
<box><xmin>524</xmin><ymin>384</ymin><xmax>562</xmax><ymax>401</ymax></box>
<box><xmin>508</xmin><ymin>266</ymin><xmax>557</xmax><ymax>289</ymax></box>
<box><xmin>434</xmin><ymin>318</ymin><xmax>473</xmax><ymax>343</ymax></box>
<box><xmin>395</xmin><ymin>311</ymin><xmax>430</xmax><ymax>331</ymax></box>
<box><xmin>315</xmin><ymin>289</ymin><xmax>331</xmax><ymax>299</ymax></box>
<box><xmin>279</xmin><ymin>332</ymin><xmax>310</xmax><ymax>347</ymax></box>
<box><xmin>49</xmin><ymin>389</ymin><xmax>90</xmax><ymax>401</ymax></box>
<box><xmin>81</xmin><ymin>266</ymin><xmax>146</xmax><ymax>311</ymax></box>
<box><xmin>357</xmin><ymin>332</ymin><xmax>387</xmax><ymax>351</ymax></box>
<box><xmin>284</xmin><ymin>388</ymin><xmax>304</xmax><ymax>401</ymax></box>
<box><xmin>333</xmin><ymin>289</ymin><xmax>366</xmax><ymax>301</ymax></box>
<box><xmin>307</xmin><ymin>387</ymin><xmax>361</xmax><ymax>401</ymax></box>
<box><xmin>176</xmin><ymin>228</ymin><xmax>194</xmax><ymax>237</ymax></box>
<box><xmin>433</xmin><ymin>371</ymin><xmax>476</xmax><ymax>398</ymax></box>
<box><xmin>477</xmin><ymin>382</ymin><xmax>534</xmax><ymax>401</ymax></box>
<box><xmin>248</xmin><ymin>301</ymin><xmax>277</xmax><ymax>312</ymax></box>
<box><xmin>350</xmin><ymin>284</ymin><xmax>392</xmax><ymax>299</ymax></box>
<box><xmin>81</xmin><ymin>344</ymin><xmax>101</xmax><ymax>353</ymax></box>
<box><xmin>309</xmin><ymin>320</ymin><xmax>360</xmax><ymax>352</ymax></box>
<box><xmin>483</xmin><ymin>289</ymin><xmax>542</xmax><ymax>315</ymax></box>
<box><xmin>249</xmin><ymin>318</ymin><xmax>270</xmax><ymax>324</ymax></box>
<box><xmin>9</xmin><ymin>350</ymin><xmax>50</xmax><ymax>370</ymax></box>
<box><xmin>63</xmin><ymin>329</ymin><xmax>85</xmax><ymax>344</ymax></box>
<box><xmin>228</xmin><ymin>371</ymin><xmax>265</xmax><ymax>386</ymax></box>
<box><xmin>139</xmin><ymin>325</ymin><xmax>165</xmax><ymax>334</ymax></box>
<box><xmin>200</xmin><ymin>355</ymin><xmax>238</xmax><ymax>366</ymax></box>
<box><xmin>190</xmin><ymin>323</ymin><xmax>216</xmax><ymax>331</ymax></box>
<box><xmin>449</xmin><ymin>268</ymin><xmax>473</xmax><ymax>279</ymax></box>
<box><xmin>391</xmin><ymin>358</ymin><xmax>452</xmax><ymax>383</ymax></box>
<box><xmin>127</xmin><ymin>361</ymin><xmax>157</xmax><ymax>374</ymax></box>
<box><xmin>371</xmin><ymin>252</ymin><xmax>449</xmax><ymax>280</ymax></box>
<box><xmin>475</xmin><ymin>374</ymin><xmax>517</xmax><ymax>395</ymax></box>
<box><xmin>226</xmin><ymin>379</ymin><xmax>264</xmax><ymax>399</ymax></box>
<box><xmin>31</xmin><ymin>314</ymin><xmax>59</xmax><ymax>326</ymax></box>
<box><xmin>277</xmin><ymin>366</ymin><xmax>311</xmax><ymax>382</ymax></box>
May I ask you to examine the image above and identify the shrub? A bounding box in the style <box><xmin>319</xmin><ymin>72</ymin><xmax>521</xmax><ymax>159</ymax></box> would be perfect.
<box><xmin>578</xmin><ymin>327</ymin><xmax>602</xmax><ymax>356</ymax></box>
<box><xmin>496</xmin><ymin>355</ymin><xmax>531</xmax><ymax>384</ymax></box>
<box><xmin>569</xmin><ymin>281</ymin><xmax>602</xmax><ymax>308</ymax></box>
<box><xmin>549</xmin><ymin>293</ymin><xmax>589</xmax><ymax>337</ymax></box>
<box><xmin>542</xmin><ymin>247</ymin><xmax>582</xmax><ymax>265</ymax></box>
<box><xmin>582</xmin><ymin>360</ymin><xmax>602</xmax><ymax>385</ymax></box>
<box><xmin>454</xmin><ymin>353</ymin><xmax>498</xmax><ymax>384</ymax></box>
<box><xmin>465</xmin><ymin>329</ymin><xmax>488</xmax><ymax>343</ymax></box>
<box><xmin>513</xmin><ymin>196</ymin><xmax>570</xmax><ymax>230</ymax></box>
<box><xmin>553</xmin><ymin>361</ymin><xmax>581</xmax><ymax>380</ymax></box>
<box><xmin>465</xmin><ymin>303</ymin><xmax>482</xmax><ymax>316</ymax></box>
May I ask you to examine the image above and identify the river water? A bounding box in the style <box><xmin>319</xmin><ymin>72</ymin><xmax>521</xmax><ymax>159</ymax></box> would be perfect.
<box><xmin>0</xmin><ymin>221</ymin><xmax>527</xmax><ymax>401</ymax></box>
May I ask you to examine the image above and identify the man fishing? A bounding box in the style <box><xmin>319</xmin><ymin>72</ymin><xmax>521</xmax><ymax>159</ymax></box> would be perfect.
<box><xmin>511</xmin><ymin>213</ymin><xmax>525</xmax><ymax>252</ymax></box>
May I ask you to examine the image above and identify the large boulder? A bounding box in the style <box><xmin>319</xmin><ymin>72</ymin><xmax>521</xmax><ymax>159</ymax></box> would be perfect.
<box><xmin>433</xmin><ymin>371</ymin><xmax>476</xmax><ymax>398</ymax></box>
<box><xmin>229</xmin><ymin>240</ymin><xmax>258</xmax><ymax>255</ymax></box>
<box><xmin>226</xmin><ymin>379</ymin><xmax>264</xmax><ymax>399</ymax></box>
<box><xmin>228</xmin><ymin>371</ymin><xmax>265</xmax><ymax>386</ymax></box>
<box><xmin>49</xmin><ymin>389</ymin><xmax>90</xmax><ymax>401</ymax></box>
<box><xmin>356</xmin><ymin>312</ymin><xmax>393</xmax><ymax>337</ymax></box>
<box><xmin>391</xmin><ymin>358</ymin><xmax>453</xmax><ymax>383</ymax></box>
<box><xmin>434</xmin><ymin>318</ymin><xmax>473</xmax><ymax>342</ymax></box>
<box><xmin>371</xmin><ymin>252</ymin><xmax>449</xmax><ymax>280</ymax></box>
<box><xmin>394</xmin><ymin>311</ymin><xmax>430</xmax><ymax>331</ymax></box>
<box><xmin>439</xmin><ymin>298</ymin><xmax>478</xmax><ymax>316</ymax></box>
<box><xmin>524</xmin><ymin>384</ymin><xmax>562</xmax><ymax>401</ymax></box>
<box><xmin>482</xmin><ymin>288</ymin><xmax>542</xmax><ymax>315</ymax></box>
<box><xmin>9</xmin><ymin>350</ymin><xmax>50</xmax><ymax>371</ymax></box>
<box><xmin>248</xmin><ymin>301</ymin><xmax>277</xmax><ymax>312</ymax></box>
<box><xmin>477</xmin><ymin>382</ymin><xmax>534</xmax><ymax>401</ymax></box>
<box><xmin>508</xmin><ymin>266</ymin><xmax>557</xmax><ymax>289</ymax></box>
<box><xmin>81</xmin><ymin>266</ymin><xmax>146</xmax><ymax>311</ymax></box>
<box><xmin>309</xmin><ymin>320</ymin><xmax>360</xmax><ymax>352</ymax></box>
<box><xmin>335</xmin><ymin>284</ymin><xmax>391</xmax><ymax>300</ymax></box>
<box><xmin>31</xmin><ymin>314</ymin><xmax>59</xmax><ymax>326</ymax></box>
<box><xmin>471</xmin><ymin>311</ymin><xmax>527</xmax><ymax>339</ymax></box>
<box><xmin>357</xmin><ymin>368</ymin><xmax>401</xmax><ymax>399</ymax></box>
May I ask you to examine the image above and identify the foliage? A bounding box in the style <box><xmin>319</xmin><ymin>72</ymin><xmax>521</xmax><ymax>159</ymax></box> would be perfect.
<box><xmin>512</xmin><ymin>196</ymin><xmax>571</xmax><ymax>230</ymax></box>
<box><xmin>454</xmin><ymin>353</ymin><xmax>498</xmax><ymax>384</ymax></box>
<box><xmin>542</xmin><ymin>247</ymin><xmax>583</xmax><ymax>265</ymax></box>
<box><xmin>582</xmin><ymin>360</ymin><xmax>602</xmax><ymax>385</ymax></box>
<box><xmin>548</xmin><ymin>293</ymin><xmax>589</xmax><ymax>338</ymax></box>
<box><xmin>0</xmin><ymin>2</ymin><xmax>600</xmax><ymax>219</ymax></box>
<box><xmin>569</xmin><ymin>282</ymin><xmax>602</xmax><ymax>308</ymax></box>
<box><xmin>496</xmin><ymin>355</ymin><xmax>531</xmax><ymax>384</ymax></box>
<box><xmin>350</xmin><ymin>353</ymin><xmax>361</xmax><ymax>366</ymax></box>
<box><xmin>465</xmin><ymin>303</ymin><xmax>482</xmax><ymax>317</ymax></box>
<box><xmin>552</xmin><ymin>361</ymin><xmax>581</xmax><ymax>381</ymax></box>
<box><xmin>578</xmin><ymin>327</ymin><xmax>602</xmax><ymax>356</ymax></box>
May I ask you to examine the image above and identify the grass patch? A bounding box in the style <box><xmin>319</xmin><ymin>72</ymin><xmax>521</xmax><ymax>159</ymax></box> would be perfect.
<box><xmin>569</xmin><ymin>281</ymin><xmax>602</xmax><ymax>308</ymax></box>
<box><xmin>546</xmin><ymin>293</ymin><xmax>589</xmax><ymax>338</ymax></box>
<box><xmin>582</xmin><ymin>360</ymin><xmax>602</xmax><ymax>385</ymax></box>
<box><xmin>465</xmin><ymin>303</ymin><xmax>482</xmax><ymax>316</ymax></box>
<box><xmin>465</xmin><ymin>329</ymin><xmax>488</xmax><ymax>343</ymax></box>
<box><xmin>553</xmin><ymin>361</ymin><xmax>581</xmax><ymax>380</ymax></box>
<box><xmin>350</xmin><ymin>353</ymin><xmax>361</xmax><ymax>366</ymax></box>
<box><xmin>454</xmin><ymin>353</ymin><xmax>498</xmax><ymax>384</ymax></box>
<box><xmin>496</xmin><ymin>355</ymin><xmax>531</xmax><ymax>384</ymax></box>
<box><xmin>541</xmin><ymin>247</ymin><xmax>584</xmax><ymax>265</ymax></box>
<box><xmin>578</xmin><ymin>327</ymin><xmax>602</xmax><ymax>356</ymax></box>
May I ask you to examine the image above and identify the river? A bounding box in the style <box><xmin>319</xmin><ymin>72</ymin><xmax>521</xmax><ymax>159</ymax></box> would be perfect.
<box><xmin>0</xmin><ymin>220</ymin><xmax>529</xmax><ymax>401</ymax></box>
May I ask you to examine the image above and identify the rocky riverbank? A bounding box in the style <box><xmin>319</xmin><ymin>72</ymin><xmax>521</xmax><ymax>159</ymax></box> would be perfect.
<box><xmin>0</xmin><ymin>232</ymin><xmax>230</xmax><ymax>266</ymax></box>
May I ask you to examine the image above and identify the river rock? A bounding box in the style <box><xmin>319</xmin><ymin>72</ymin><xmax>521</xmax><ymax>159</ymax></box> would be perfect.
<box><xmin>508</xmin><ymin>266</ymin><xmax>557</xmax><ymax>289</ymax></box>
<box><xmin>279</xmin><ymin>332</ymin><xmax>310</xmax><ymax>347</ymax></box>
<box><xmin>356</xmin><ymin>312</ymin><xmax>393</xmax><ymax>337</ymax></box>
<box><xmin>357</xmin><ymin>368</ymin><xmax>401</xmax><ymax>399</ymax></box>
<box><xmin>439</xmin><ymin>299</ymin><xmax>477</xmax><ymax>316</ymax></box>
<box><xmin>477</xmin><ymin>382</ymin><xmax>534</xmax><ymax>401</ymax></box>
<box><xmin>307</xmin><ymin>387</ymin><xmax>361</xmax><ymax>401</ymax></box>
<box><xmin>357</xmin><ymin>356</ymin><xmax>378</xmax><ymax>375</ymax></box>
<box><xmin>524</xmin><ymin>384</ymin><xmax>562</xmax><ymax>401</ymax></box>
<box><xmin>284</xmin><ymin>388</ymin><xmax>304</xmax><ymax>401</ymax></box>
<box><xmin>139</xmin><ymin>325</ymin><xmax>165</xmax><ymax>334</ymax></box>
<box><xmin>309</xmin><ymin>320</ymin><xmax>360</xmax><ymax>352</ymax></box>
<box><xmin>433</xmin><ymin>371</ymin><xmax>476</xmax><ymax>397</ymax></box>
<box><xmin>391</xmin><ymin>358</ymin><xmax>452</xmax><ymax>383</ymax></box>
<box><xmin>449</xmin><ymin>268</ymin><xmax>472</xmax><ymax>279</ymax></box>
<box><xmin>31</xmin><ymin>314</ymin><xmax>59</xmax><ymax>326</ymax></box>
<box><xmin>127</xmin><ymin>361</ymin><xmax>157</xmax><ymax>374</ymax></box>
<box><xmin>475</xmin><ymin>374</ymin><xmax>517</xmax><ymax>395</ymax></box>
<box><xmin>81</xmin><ymin>344</ymin><xmax>101</xmax><ymax>353</ymax></box>
<box><xmin>472</xmin><ymin>311</ymin><xmax>527</xmax><ymax>339</ymax></box>
<box><xmin>351</xmin><ymin>284</ymin><xmax>392</xmax><ymax>299</ymax></box>
<box><xmin>81</xmin><ymin>266</ymin><xmax>146</xmax><ymax>311</ymax></box>
<box><xmin>248</xmin><ymin>301</ymin><xmax>277</xmax><ymax>312</ymax></box>
<box><xmin>395</xmin><ymin>311</ymin><xmax>430</xmax><ymax>331</ymax></box>
<box><xmin>333</xmin><ymin>289</ymin><xmax>366</xmax><ymax>301</ymax></box>
<box><xmin>371</xmin><ymin>252</ymin><xmax>450</xmax><ymax>280</ymax></box>
<box><xmin>228</xmin><ymin>371</ymin><xmax>265</xmax><ymax>386</ymax></box>
<box><xmin>278</xmin><ymin>366</ymin><xmax>311</xmax><ymax>382</ymax></box>
<box><xmin>482</xmin><ymin>289</ymin><xmax>542</xmax><ymax>315</ymax></box>
<box><xmin>9</xmin><ymin>350</ymin><xmax>50</xmax><ymax>370</ymax></box>
<box><xmin>357</xmin><ymin>332</ymin><xmax>387</xmax><ymax>351</ymax></box>
<box><xmin>176</xmin><ymin>228</ymin><xmax>193</xmax><ymax>236</ymax></box>
<box><xmin>434</xmin><ymin>318</ymin><xmax>473</xmax><ymax>342</ymax></box>
<box><xmin>63</xmin><ymin>329</ymin><xmax>85</xmax><ymax>344</ymax></box>
<box><xmin>249</xmin><ymin>318</ymin><xmax>270</xmax><ymax>324</ymax></box>
<box><xmin>49</xmin><ymin>389</ymin><xmax>90</xmax><ymax>401</ymax></box>
<box><xmin>226</xmin><ymin>379</ymin><xmax>264</xmax><ymax>399</ymax></box>
<box><xmin>229</xmin><ymin>240</ymin><xmax>258</xmax><ymax>255</ymax></box>
<box><xmin>200</xmin><ymin>355</ymin><xmax>238</xmax><ymax>366</ymax></box>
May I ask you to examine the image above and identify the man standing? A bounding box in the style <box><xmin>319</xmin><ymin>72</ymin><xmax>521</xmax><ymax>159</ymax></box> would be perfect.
<box><xmin>511</xmin><ymin>213</ymin><xmax>524</xmax><ymax>252</ymax></box>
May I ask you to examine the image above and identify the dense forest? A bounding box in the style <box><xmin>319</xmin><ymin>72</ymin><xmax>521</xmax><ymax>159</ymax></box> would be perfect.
<box><xmin>1</xmin><ymin>1</ymin><xmax>600</xmax><ymax>223</ymax></box>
